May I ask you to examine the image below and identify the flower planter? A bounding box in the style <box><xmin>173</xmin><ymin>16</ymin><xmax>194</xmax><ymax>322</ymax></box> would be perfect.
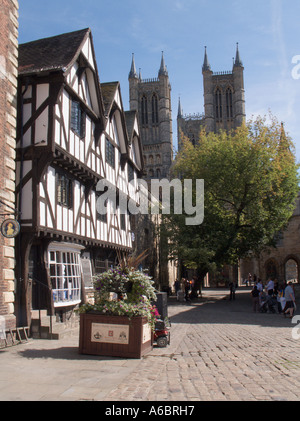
<box><xmin>79</xmin><ymin>313</ymin><xmax>153</xmax><ymax>359</ymax></box>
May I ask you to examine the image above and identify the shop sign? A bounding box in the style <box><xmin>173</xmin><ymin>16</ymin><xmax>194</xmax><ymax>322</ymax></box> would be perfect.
<box><xmin>91</xmin><ymin>323</ymin><xmax>129</xmax><ymax>345</ymax></box>
<box><xmin>1</xmin><ymin>218</ymin><xmax>20</xmax><ymax>238</ymax></box>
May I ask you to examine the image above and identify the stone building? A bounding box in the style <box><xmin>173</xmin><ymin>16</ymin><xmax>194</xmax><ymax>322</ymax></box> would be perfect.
<box><xmin>0</xmin><ymin>0</ymin><xmax>19</xmax><ymax>331</ymax></box>
<box><xmin>240</xmin><ymin>194</ymin><xmax>300</xmax><ymax>285</ymax></box>
<box><xmin>128</xmin><ymin>53</ymin><xmax>173</xmax><ymax>181</ymax></box>
<box><xmin>178</xmin><ymin>44</ymin><xmax>246</xmax><ymax>147</ymax></box>
<box><xmin>16</xmin><ymin>28</ymin><xmax>144</xmax><ymax>331</ymax></box>
<box><xmin>128</xmin><ymin>53</ymin><xmax>176</xmax><ymax>290</ymax></box>
<box><xmin>177</xmin><ymin>45</ymin><xmax>246</xmax><ymax>287</ymax></box>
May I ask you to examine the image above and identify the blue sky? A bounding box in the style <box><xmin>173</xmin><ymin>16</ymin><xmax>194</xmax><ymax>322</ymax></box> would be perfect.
<box><xmin>19</xmin><ymin>0</ymin><xmax>300</xmax><ymax>160</ymax></box>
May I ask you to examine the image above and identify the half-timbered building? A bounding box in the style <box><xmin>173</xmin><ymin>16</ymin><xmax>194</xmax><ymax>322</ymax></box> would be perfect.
<box><xmin>16</xmin><ymin>29</ymin><xmax>144</xmax><ymax>329</ymax></box>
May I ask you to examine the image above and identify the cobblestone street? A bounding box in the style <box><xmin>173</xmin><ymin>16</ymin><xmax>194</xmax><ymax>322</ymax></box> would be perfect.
<box><xmin>105</xmin><ymin>289</ymin><xmax>300</xmax><ymax>402</ymax></box>
<box><xmin>1</xmin><ymin>288</ymin><xmax>300</xmax><ymax>402</ymax></box>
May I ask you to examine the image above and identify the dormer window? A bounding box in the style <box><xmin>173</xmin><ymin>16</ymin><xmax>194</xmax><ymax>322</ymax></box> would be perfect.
<box><xmin>71</xmin><ymin>100</ymin><xmax>86</xmax><ymax>138</ymax></box>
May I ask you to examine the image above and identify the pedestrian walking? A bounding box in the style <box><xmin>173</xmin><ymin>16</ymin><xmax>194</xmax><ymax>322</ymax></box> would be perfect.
<box><xmin>276</xmin><ymin>284</ymin><xmax>284</xmax><ymax>314</ymax></box>
<box><xmin>251</xmin><ymin>285</ymin><xmax>260</xmax><ymax>312</ymax></box>
<box><xmin>283</xmin><ymin>281</ymin><xmax>296</xmax><ymax>318</ymax></box>
<box><xmin>248</xmin><ymin>273</ymin><xmax>252</xmax><ymax>286</ymax></box>
<box><xmin>256</xmin><ymin>278</ymin><xmax>263</xmax><ymax>305</ymax></box>
<box><xmin>174</xmin><ymin>279</ymin><xmax>180</xmax><ymax>295</ymax></box>
<box><xmin>183</xmin><ymin>278</ymin><xmax>191</xmax><ymax>302</ymax></box>
<box><xmin>229</xmin><ymin>281</ymin><xmax>236</xmax><ymax>301</ymax></box>
<box><xmin>266</xmin><ymin>278</ymin><xmax>274</xmax><ymax>296</ymax></box>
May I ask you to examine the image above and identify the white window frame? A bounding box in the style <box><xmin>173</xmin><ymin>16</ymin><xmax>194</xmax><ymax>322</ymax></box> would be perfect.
<box><xmin>48</xmin><ymin>243</ymin><xmax>84</xmax><ymax>308</ymax></box>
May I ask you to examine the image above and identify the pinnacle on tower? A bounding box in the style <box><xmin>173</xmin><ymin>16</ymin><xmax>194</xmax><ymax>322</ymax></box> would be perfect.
<box><xmin>178</xmin><ymin>97</ymin><xmax>183</xmax><ymax>118</ymax></box>
<box><xmin>129</xmin><ymin>53</ymin><xmax>138</xmax><ymax>79</ymax></box>
<box><xmin>234</xmin><ymin>43</ymin><xmax>243</xmax><ymax>68</ymax></box>
<box><xmin>202</xmin><ymin>46</ymin><xmax>211</xmax><ymax>72</ymax></box>
<box><xmin>158</xmin><ymin>51</ymin><xmax>168</xmax><ymax>76</ymax></box>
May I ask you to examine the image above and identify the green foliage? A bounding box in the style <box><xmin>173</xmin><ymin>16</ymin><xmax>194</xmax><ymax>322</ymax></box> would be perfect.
<box><xmin>164</xmin><ymin>115</ymin><xmax>299</xmax><ymax>275</ymax></box>
<box><xmin>78</xmin><ymin>265</ymin><xmax>158</xmax><ymax>330</ymax></box>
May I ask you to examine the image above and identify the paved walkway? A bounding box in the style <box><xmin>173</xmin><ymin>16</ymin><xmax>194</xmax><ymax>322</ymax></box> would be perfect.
<box><xmin>1</xmin><ymin>288</ymin><xmax>300</xmax><ymax>401</ymax></box>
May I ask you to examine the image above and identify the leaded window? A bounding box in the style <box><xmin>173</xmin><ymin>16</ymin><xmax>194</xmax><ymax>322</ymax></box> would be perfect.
<box><xmin>49</xmin><ymin>247</ymin><xmax>82</xmax><ymax>307</ymax></box>
<box><xmin>71</xmin><ymin>100</ymin><xmax>86</xmax><ymax>138</ymax></box>
<box><xmin>128</xmin><ymin>164</ymin><xmax>135</xmax><ymax>182</ymax></box>
<box><xmin>106</xmin><ymin>138</ymin><xmax>115</xmax><ymax>168</ymax></box>
<box><xmin>56</xmin><ymin>173</ymin><xmax>73</xmax><ymax>208</ymax></box>
<box><xmin>120</xmin><ymin>213</ymin><xmax>126</xmax><ymax>231</ymax></box>
<box><xmin>96</xmin><ymin>194</ymin><xmax>108</xmax><ymax>223</ymax></box>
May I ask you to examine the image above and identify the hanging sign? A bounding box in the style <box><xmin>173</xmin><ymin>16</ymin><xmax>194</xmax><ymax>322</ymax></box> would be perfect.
<box><xmin>1</xmin><ymin>219</ymin><xmax>20</xmax><ymax>238</ymax></box>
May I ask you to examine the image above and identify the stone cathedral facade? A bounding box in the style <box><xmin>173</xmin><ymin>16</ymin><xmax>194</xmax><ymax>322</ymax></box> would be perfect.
<box><xmin>128</xmin><ymin>46</ymin><xmax>246</xmax><ymax>287</ymax></box>
<box><xmin>178</xmin><ymin>44</ymin><xmax>246</xmax><ymax>148</ymax></box>
<box><xmin>128</xmin><ymin>53</ymin><xmax>173</xmax><ymax>182</ymax></box>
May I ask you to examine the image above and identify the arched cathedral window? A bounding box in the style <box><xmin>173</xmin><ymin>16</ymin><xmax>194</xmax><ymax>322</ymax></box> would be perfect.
<box><xmin>226</xmin><ymin>88</ymin><xmax>233</xmax><ymax>120</ymax></box>
<box><xmin>152</xmin><ymin>93</ymin><xmax>159</xmax><ymax>124</ymax></box>
<box><xmin>141</xmin><ymin>95</ymin><xmax>148</xmax><ymax>126</ymax></box>
<box><xmin>215</xmin><ymin>88</ymin><xmax>222</xmax><ymax>121</ymax></box>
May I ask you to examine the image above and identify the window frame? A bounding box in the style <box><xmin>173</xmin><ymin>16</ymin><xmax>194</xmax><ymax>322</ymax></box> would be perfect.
<box><xmin>56</xmin><ymin>172</ymin><xmax>73</xmax><ymax>209</ymax></box>
<box><xmin>128</xmin><ymin>163</ymin><xmax>135</xmax><ymax>182</ymax></box>
<box><xmin>106</xmin><ymin>137</ymin><xmax>115</xmax><ymax>168</ymax></box>
<box><xmin>71</xmin><ymin>99</ymin><xmax>86</xmax><ymax>138</ymax></box>
<box><xmin>96</xmin><ymin>193</ymin><xmax>108</xmax><ymax>224</ymax></box>
<box><xmin>48</xmin><ymin>245</ymin><xmax>83</xmax><ymax>307</ymax></box>
<box><xmin>120</xmin><ymin>213</ymin><xmax>126</xmax><ymax>231</ymax></box>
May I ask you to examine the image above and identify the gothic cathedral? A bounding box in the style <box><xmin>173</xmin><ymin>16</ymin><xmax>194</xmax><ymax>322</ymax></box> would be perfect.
<box><xmin>178</xmin><ymin>44</ymin><xmax>246</xmax><ymax>149</ymax></box>
<box><xmin>128</xmin><ymin>53</ymin><xmax>173</xmax><ymax>182</ymax></box>
<box><xmin>129</xmin><ymin>45</ymin><xmax>245</xmax><ymax>181</ymax></box>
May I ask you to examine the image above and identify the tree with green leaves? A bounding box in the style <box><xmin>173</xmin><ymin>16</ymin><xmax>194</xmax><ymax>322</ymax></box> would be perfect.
<box><xmin>164</xmin><ymin>115</ymin><xmax>299</xmax><ymax>291</ymax></box>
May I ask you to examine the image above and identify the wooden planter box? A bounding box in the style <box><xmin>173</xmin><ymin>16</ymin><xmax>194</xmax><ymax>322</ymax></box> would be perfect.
<box><xmin>79</xmin><ymin>313</ymin><xmax>153</xmax><ymax>359</ymax></box>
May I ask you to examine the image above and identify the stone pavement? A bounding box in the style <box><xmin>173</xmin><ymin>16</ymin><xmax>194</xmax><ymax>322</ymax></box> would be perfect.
<box><xmin>1</xmin><ymin>288</ymin><xmax>300</xmax><ymax>401</ymax></box>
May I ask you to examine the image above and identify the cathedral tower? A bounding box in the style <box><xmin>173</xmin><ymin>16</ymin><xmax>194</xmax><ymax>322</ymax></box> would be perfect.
<box><xmin>177</xmin><ymin>44</ymin><xmax>246</xmax><ymax>150</ymax></box>
<box><xmin>202</xmin><ymin>44</ymin><xmax>246</xmax><ymax>133</ymax></box>
<box><xmin>129</xmin><ymin>53</ymin><xmax>173</xmax><ymax>181</ymax></box>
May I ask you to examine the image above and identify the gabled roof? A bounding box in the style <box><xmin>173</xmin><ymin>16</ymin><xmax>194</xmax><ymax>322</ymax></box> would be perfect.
<box><xmin>19</xmin><ymin>28</ymin><xmax>90</xmax><ymax>76</ymax></box>
<box><xmin>124</xmin><ymin>110</ymin><xmax>136</xmax><ymax>142</ymax></box>
<box><xmin>125</xmin><ymin>110</ymin><xmax>144</xmax><ymax>172</ymax></box>
<box><xmin>19</xmin><ymin>28</ymin><xmax>105</xmax><ymax>127</ymax></box>
<box><xmin>101</xmin><ymin>82</ymin><xmax>120</xmax><ymax>117</ymax></box>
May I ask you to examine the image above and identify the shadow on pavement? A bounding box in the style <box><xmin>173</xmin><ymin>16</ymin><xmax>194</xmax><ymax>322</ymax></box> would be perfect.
<box><xmin>15</xmin><ymin>289</ymin><xmax>297</xmax><ymax>362</ymax></box>
<box><xmin>167</xmin><ymin>289</ymin><xmax>298</xmax><ymax>329</ymax></box>
<box><xmin>17</xmin><ymin>346</ymin><xmax>129</xmax><ymax>361</ymax></box>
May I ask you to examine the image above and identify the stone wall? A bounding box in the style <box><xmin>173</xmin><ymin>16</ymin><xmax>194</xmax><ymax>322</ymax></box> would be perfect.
<box><xmin>0</xmin><ymin>0</ymin><xmax>19</xmax><ymax>329</ymax></box>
